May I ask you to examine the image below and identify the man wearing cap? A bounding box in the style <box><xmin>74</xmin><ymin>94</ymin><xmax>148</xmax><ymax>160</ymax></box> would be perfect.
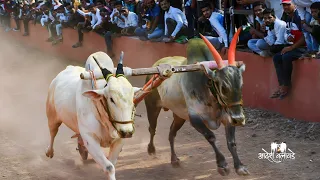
<box><xmin>270</xmin><ymin>0</ymin><xmax>306</xmax><ymax>99</ymax></box>
<box><xmin>119</xmin><ymin>6</ymin><xmax>138</xmax><ymax>35</ymax></box>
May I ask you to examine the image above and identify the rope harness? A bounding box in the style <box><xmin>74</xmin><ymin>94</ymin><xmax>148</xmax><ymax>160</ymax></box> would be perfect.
<box><xmin>88</xmin><ymin>70</ymin><xmax>134</xmax><ymax>132</ymax></box>
<box><xmin>207</xmin><ymin>70</ymin><xmax>243</xmax><ymax>112</ymax></box>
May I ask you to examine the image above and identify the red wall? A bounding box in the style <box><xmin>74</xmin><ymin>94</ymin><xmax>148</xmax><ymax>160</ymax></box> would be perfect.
<box><xmin>6</xmin><ymin>21</ymin><xmax>320</xmax><ymax>122</ymax></box>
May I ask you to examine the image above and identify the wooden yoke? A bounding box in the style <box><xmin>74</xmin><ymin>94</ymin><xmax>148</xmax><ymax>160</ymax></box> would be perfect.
<box><xmin>133</xmin><ymin>74</ymin><xmax>166</xmax><ymax>105</ymax></box>
<box><xmin>133</xmin><ymin>64</ymin><xmax>174</xmax><ymax>105</ymax></box>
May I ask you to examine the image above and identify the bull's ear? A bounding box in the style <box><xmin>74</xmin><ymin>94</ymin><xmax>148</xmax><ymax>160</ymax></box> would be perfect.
<box><xmin>239</xmin><ymin>64</ymin><xmax>246</xmax><ymax>73</ymax></box>
<box><xmin>201</xmin><ymin>64</ymin><xmax>217</xmax><ymax>80</ymax></box>
<box><xmin>82</xmin><ymin>89</ymin><xmax>105</xmax><ymax>100</ymax></box>
<box><xmin>133</xmin><ymin>87</ymin><xmax>141</xmax><ymax>93</ymax></box>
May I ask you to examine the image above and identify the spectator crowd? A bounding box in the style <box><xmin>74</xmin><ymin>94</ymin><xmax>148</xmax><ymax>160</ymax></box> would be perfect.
<box><xmin>0</xmin><ymin>0</ymin><xmax>319</xmax><ymax>99</ymax></box>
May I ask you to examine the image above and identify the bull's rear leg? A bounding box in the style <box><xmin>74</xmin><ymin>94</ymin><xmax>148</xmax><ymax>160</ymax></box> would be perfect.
<box><xmin>169</xmin><ymin>113</ymin><xmax>186</xmax><ymax>167</ymax></box>
<box><xmin>144</xmin><ymin>87</ymin><xmax>162</xmax><ymax>155</ymax></box>
<box><xmin>225</xmin><ymin>124</ymin><xmax>250</xmax><ymax>176</ymax></box>
<box><xmin>189</xmin><ymin>115</ymin><xmax>230</xmax><ymax>176</ymax></box>
<box><xmin>46</xmin><ymin>121</ymin><xmax>62</xmax><ymax>158</ymax></box>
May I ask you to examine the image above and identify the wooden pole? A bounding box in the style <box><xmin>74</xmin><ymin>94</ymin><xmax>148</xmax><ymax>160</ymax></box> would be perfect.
<box><xmin>80</xmin><ymin>61</ymin><xmax>244</xmax><ymax>80</ymax></box>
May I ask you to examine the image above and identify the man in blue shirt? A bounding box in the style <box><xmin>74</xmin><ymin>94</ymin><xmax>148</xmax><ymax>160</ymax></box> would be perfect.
<box><xmin>134</xmin><ymin>0</ymin><xmax>164</xmax><ymax>41</ymax></box>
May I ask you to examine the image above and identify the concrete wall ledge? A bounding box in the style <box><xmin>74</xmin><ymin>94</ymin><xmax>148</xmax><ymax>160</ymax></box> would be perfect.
<box><xmin>5</xmin><ymin>21</ymin><xmax>320</xmax><ymax>122</ymax></box>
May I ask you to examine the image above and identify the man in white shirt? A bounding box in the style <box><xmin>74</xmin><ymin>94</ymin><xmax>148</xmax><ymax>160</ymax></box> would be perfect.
<box><xmin>72</xmin><ymin>4</ymin><xmax>102</xmax><ymax>48</ymax></box>
<box><xmin>159</xmin><ymin>0</ymin><xmax>188</xmax><ymax>43</ymax></box>
<box><xmin>262</xmin><ymin>8</ymin><xmax>287</xmax><ymax>49</ymax></box>
<box><xmin>247</xmin><ymin>1</ymin><xmax>271</xmax><ymax>57</ymax></box>
<box><xmin>198</xmin><ymin>3</ymin><xmax>228</xmax><ymax>55</ymax></box>
<box><xmin>120</xmin><ymin>6</ymin><xmax>138</xmax><ymax>35</ymax></box>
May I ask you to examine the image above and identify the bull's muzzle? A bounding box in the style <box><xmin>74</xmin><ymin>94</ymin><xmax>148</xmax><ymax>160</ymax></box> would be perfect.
<box><xmin>118</xmin><ymin>130</ymin><xmax>133</xmax><ymax>138</ymax></box>
<box><xmin>230</xmin><ymin>114</ymin><xmax>246</xmax><ymax>126</ymax></box>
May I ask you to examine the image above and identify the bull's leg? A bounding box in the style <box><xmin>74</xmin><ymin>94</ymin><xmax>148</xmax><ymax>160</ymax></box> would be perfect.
<box><xmin>169</xmin><ymin>113</ymin><xmax>186</xmax><ymax>167</ymax></box>
<box><xmin>225</xmin><ymin>124</ymin><xmax>250</xmax><ymax>176</ymax></box>
<box><xmin>189</xmin><ymin>115</ymin><xmax>230</xmax><ymax>176</ymax></box>
<box><xmin>81</xmin><ymin>132</ymin><xmax>116</xmax><ymax>180</ymax></box>
<box><xmin>107</xmin><ymin>138</ymin><xmax>124</xmax><ymax>166</ymax></box>
<box><xmin>46</xmin><ymin>120</ymin><xmax>62</xmax><ymax>158</ymax></box>
<box><xmin>144</xmin><ymin>88</ymin><xmax>162</xmax><ymax>155</ymax></box>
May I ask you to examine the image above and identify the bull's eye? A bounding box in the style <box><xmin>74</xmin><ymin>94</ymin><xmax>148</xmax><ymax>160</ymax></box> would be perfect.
<box><xmin>221</xmin><ymin>86</ymin><xmax>228</xmax><ymax>95</ymax></box>
<box><xmin>110</xmin><ymin>98</ymin><xmax>115</xmax><ymax>104</ymax></box>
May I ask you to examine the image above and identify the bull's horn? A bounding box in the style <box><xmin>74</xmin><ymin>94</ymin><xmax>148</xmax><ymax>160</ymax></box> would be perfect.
<box><xmin>228</xmin><ymin>27</ymin><xmax>242</xmax><ymax>66</ymax></box>
<box><xmin>116</xmin><ymin>51</ymin><xmax>125</xmax><ymax>77</ymax></box>
<box><xmin>199</xmin><ymin>33</ymin><xmax>224</xmax><ymax>69</ymax></box>
<box><xmin>93</xmin><ymin>56</ymin><xmax>113</xmax><ymax>82</ymax></box>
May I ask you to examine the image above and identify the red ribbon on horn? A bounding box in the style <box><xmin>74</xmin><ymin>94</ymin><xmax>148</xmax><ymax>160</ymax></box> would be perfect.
<box><xmin>228</xmin><ymin>27</ymin><xmax>242</xmax><ymax>66</ymax></box>
<box><xmin>199</xmin><ymin>33</ymin><xmax>224</xmax><ymax>69</ymax></box>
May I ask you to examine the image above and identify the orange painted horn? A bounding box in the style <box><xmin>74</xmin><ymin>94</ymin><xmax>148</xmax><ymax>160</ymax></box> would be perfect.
<box><xmin>228</xmin><ymin>27</ymin><xmax>242</xmax><ymax>66</ymax></box>
<box><xmin>199</xmin><ymin>33</ymin><xmax>224</xmax><ymax>69</ymax></box>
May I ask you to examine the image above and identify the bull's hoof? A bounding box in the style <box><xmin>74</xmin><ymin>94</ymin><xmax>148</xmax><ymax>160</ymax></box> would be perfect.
<box><xmin>217</xmin><ymin>165</ymin><xmax>230</xmax><ymax>176</ymax></box>
<box><xmin>45</xmin><ymin>147</ymin><xmax>54</xmax><ymax>158</ymax></box>
<box><xmin>171</xmin><ymin>158</ymin><xmax>181</xmax><ymax>168</ymax></box>
<box><xmin>236</xmin><ymin>165</ymin><xmax>250</xmax><ymax>176</ymax></box>
<box><xmin>147</xmin><ymin>144</ymin><xmax>156</xmax><ymax>155</ymax></box>
<box><xmin>77</xmin><ymin>143</ymin><xmax>88</xmax><ymax>160</ymax></box>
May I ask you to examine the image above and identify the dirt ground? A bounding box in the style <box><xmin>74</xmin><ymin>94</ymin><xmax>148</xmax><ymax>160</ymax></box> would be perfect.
<box><xmin>0</xmin><ymin>33</ymin><xmax>319</xmax><ymax>180</ymax></box>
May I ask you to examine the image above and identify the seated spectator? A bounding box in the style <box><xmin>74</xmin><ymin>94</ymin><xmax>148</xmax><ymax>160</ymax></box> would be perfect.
<box><xmin>134</xmin><ymin>0</ymin><xmax>164</xmax><ymax>41</ymax></box>
<box><xmin>109</xmin><ymin>0</ymin><xmax>125</xmax><ymax>34</ymax></box>
<box><xmin>159</xmin><ymin>0</ymin><xmax>188</xmax><ymax>43</ymax></box>
<box><xmin>104</xmin><ymin>0</ymin><xmax>125</xmax><ymax>57</ymax></box>
<box><xmin>247</xmin><ymin>2</ymin><xmax>270</xmax><ymax>57</ymax></box>
<box><xmin>92</xmin><ymin>8</ymin><xmax>111</xmax><ymax>36</ymax></box>
<box><xmin>52</xmin><ymin>5</ymin><xmax>70</xmax><ymax>45</ymax></box>
<box><xmin>292</xmin><ymin>0</ymin><xmax>320</xmax><ymax>58</ymax></box>
<box><xmin>262</xmin><ymin>8</ymin><xmax>287</xmax><ymax>54</ymax></box>
<box><xmin>14</xmin><ymin>4</ymin><xmax>32</xmax><ymax>36</ymax></box>
<box><xmin>224</xmin><ymin>0</ymin><xmax>265</xmax><ymax>46</ymax></box>
<box><xmin>311</xmin><ymin>12</ymin><xmax>320</xmax><ymax>58</ymax></box>
<box><xmin>72</xmin><ymin>3</ymin><xmax>103</xmax><ymax>48</ymax></box>
<box><xmin>302</xmin><ymin>2</ymin><xmax>320</xmax><ymax>58</ymax></box>
<box><xmin>198</xmin><ymin>3</ymin><xmax>228</xmax><ymax>55</ymax></box>
<box><xmin>46</xmin><ymin>5</ymin><xmax>63</xmax><ymax>43</ymax></box>
<box><xmin>120</xmin><ymin>6</ymin><xmax>138</xmax><ymax>35</ymax></box>
<box><xmin>270</xmin><ymin>1</ymin><xmax>306</xmax><ymax>100</ymax></box>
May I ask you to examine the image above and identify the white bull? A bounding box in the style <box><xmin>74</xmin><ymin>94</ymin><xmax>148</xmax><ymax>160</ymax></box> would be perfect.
<box><xmin>45</xmin><ymin>51</ymin><xmax>140</xmax><ymax>180</ymax></box>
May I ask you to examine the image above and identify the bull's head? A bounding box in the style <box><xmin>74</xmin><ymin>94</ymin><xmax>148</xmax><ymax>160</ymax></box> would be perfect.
<box><xmin>200</xmin><ymin>28</ymin><xmax>246</xmax><ymax>126</ymax></box>
<box><xmin>83</xmin><ymin>55</ymin><xmax>139</xmax><ymax>138</ymax></box>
